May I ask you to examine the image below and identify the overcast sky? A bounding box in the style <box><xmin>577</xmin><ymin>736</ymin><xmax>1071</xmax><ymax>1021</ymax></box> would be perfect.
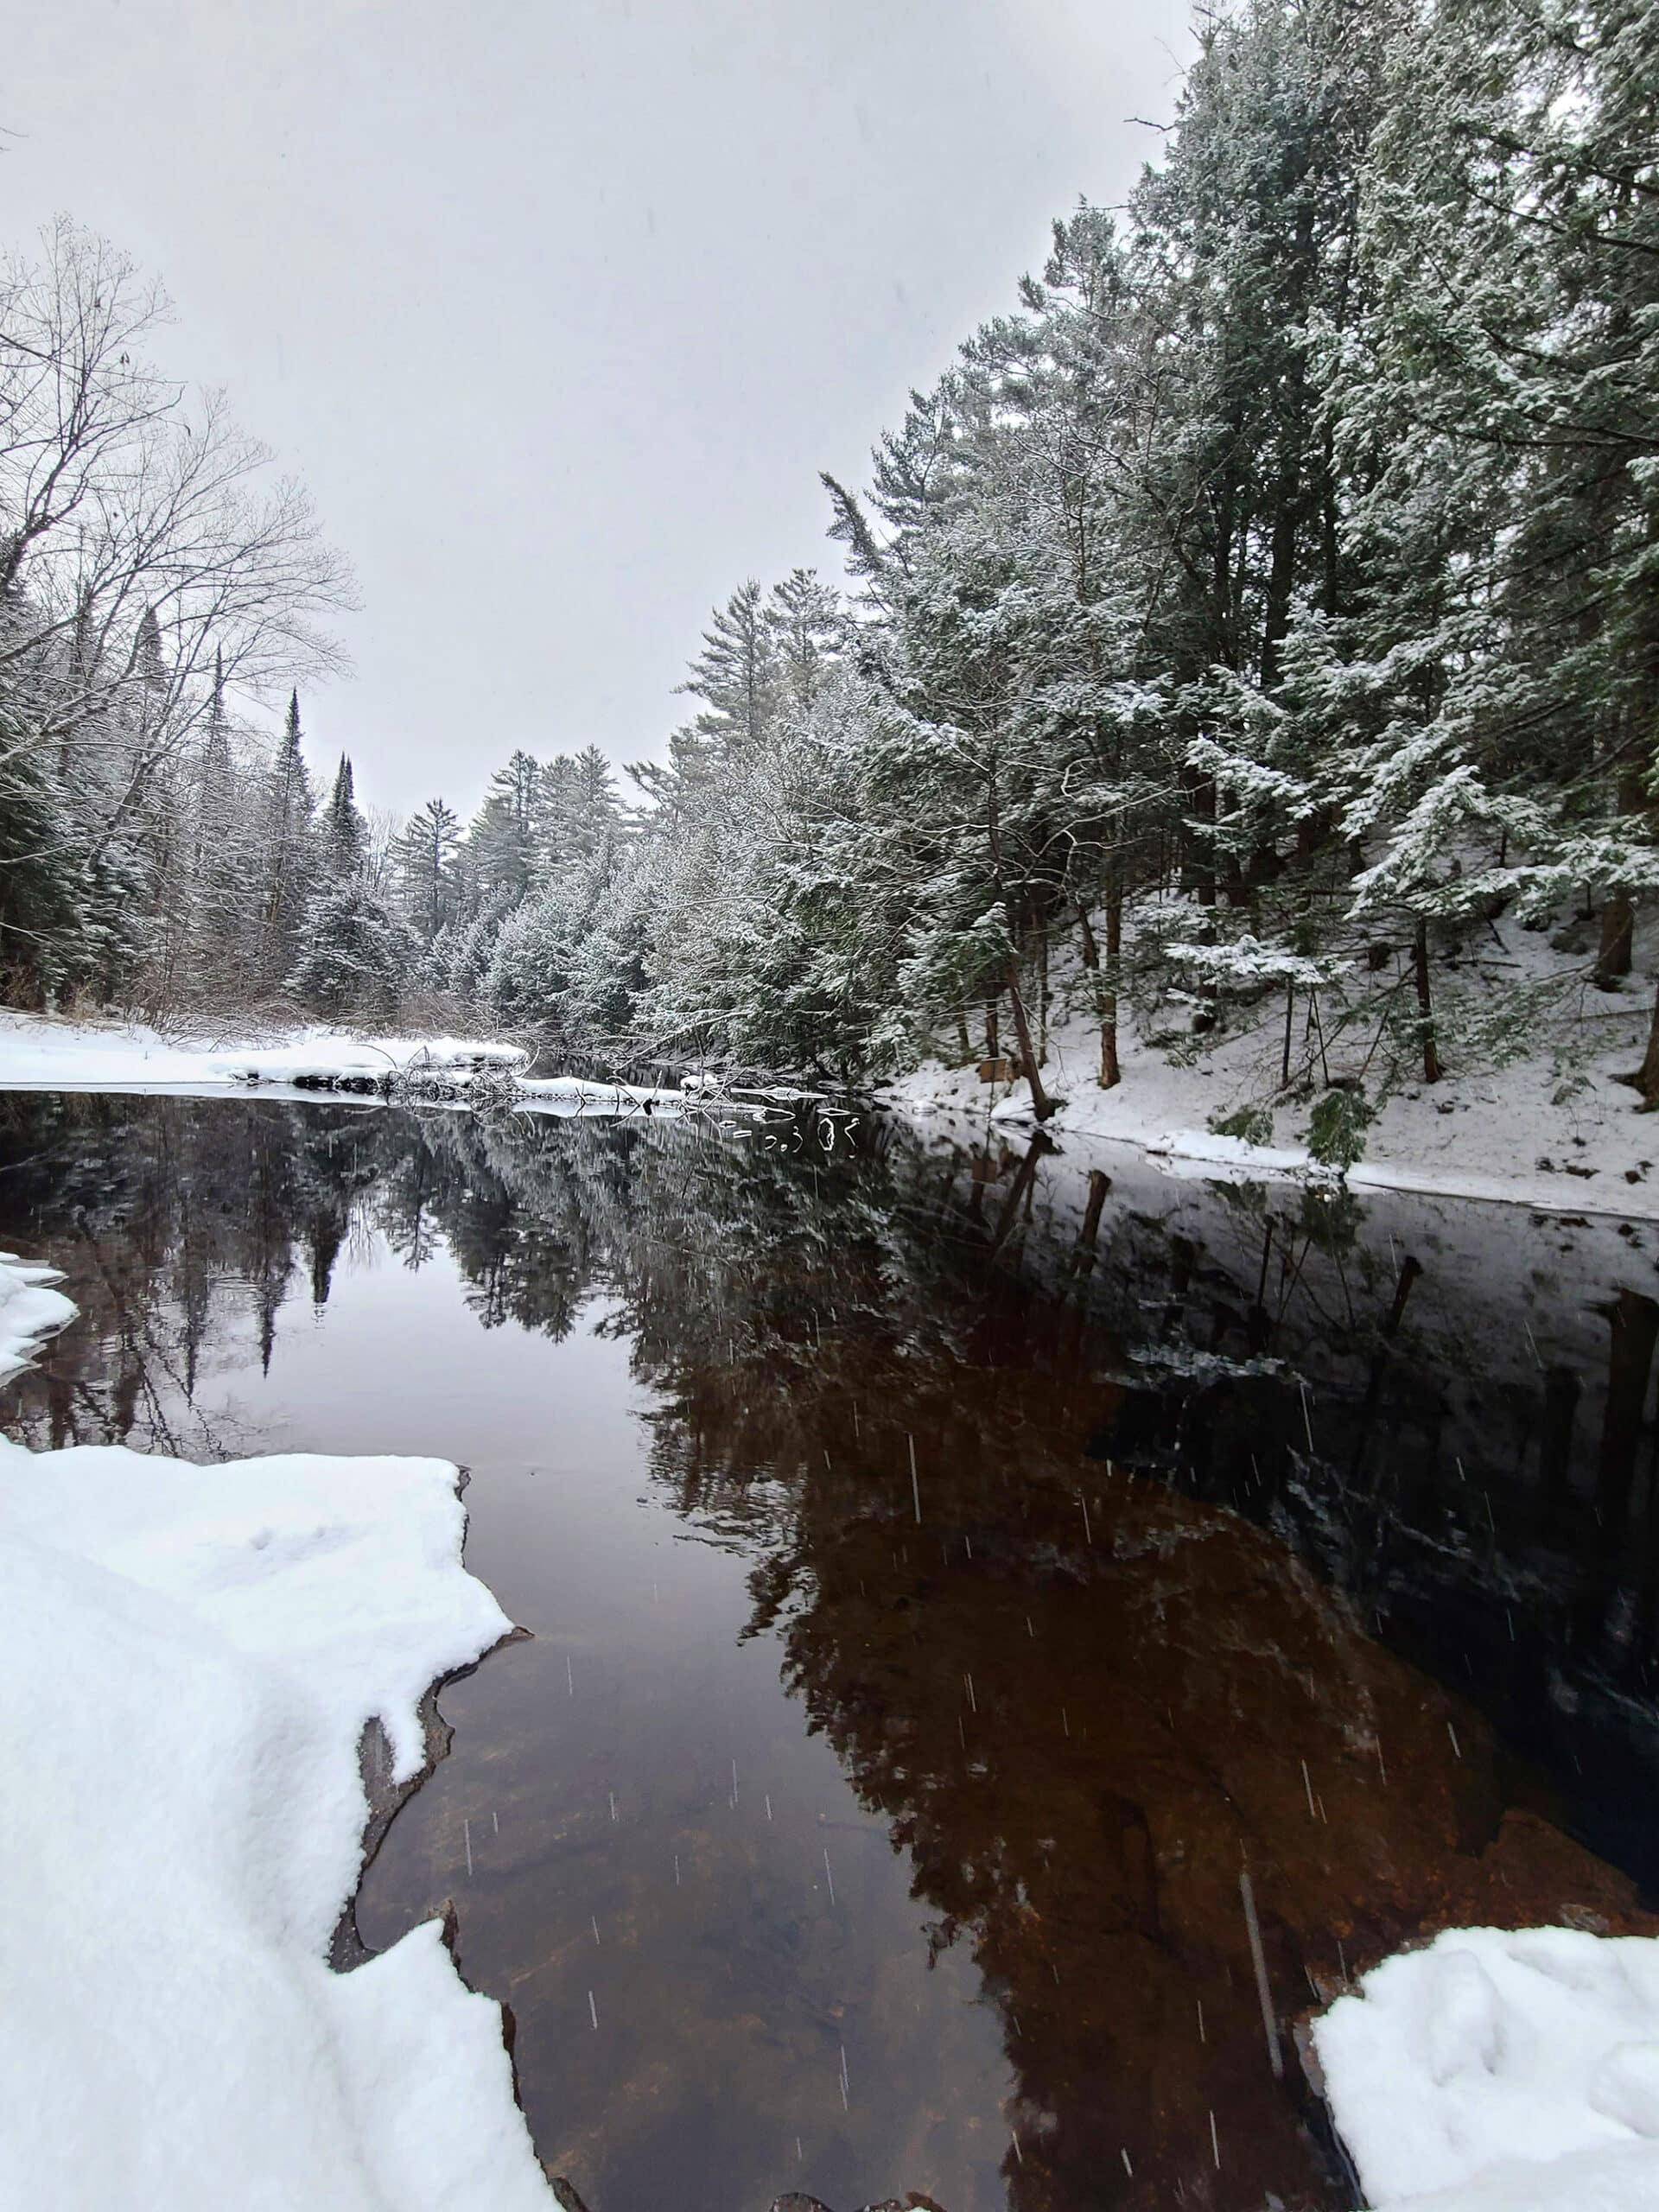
<box><xmin>8</xmin><ymin>0</ymin><xmax>1194</xmax><ymax>818</ymax></box>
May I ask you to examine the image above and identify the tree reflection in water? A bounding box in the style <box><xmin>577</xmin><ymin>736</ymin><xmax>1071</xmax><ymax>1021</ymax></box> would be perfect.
<box><xmin>3</xmin><ymin>1090</ymin><xmax>1658</xmax><ymax>2212</ymax></box>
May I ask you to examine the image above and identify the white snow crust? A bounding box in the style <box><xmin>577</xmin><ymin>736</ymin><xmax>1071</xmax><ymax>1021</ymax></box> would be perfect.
<box><xmin>0</xmin><ymin>1252</ymin><xmax>75</xmax><ymax>1384</ymax></box>
<box><xmin>0</xmin><ymin>1255</ymin><xmax>553</xmax><ymax>2212</ymax></box>
<box><xmin>1315</xmin><ymin>1925</ymin><xmax>1659</xmax><ymax>2210</ymax></box>
<box><xmin>0</xmin><ymin>1011</ymin><xmax>755</xmax><ymax>1117</ymax></box>
<box><xmin>0</xmin><ymin>1009</ymin><xmax>527</xmax><ymax>1091</ymax></box>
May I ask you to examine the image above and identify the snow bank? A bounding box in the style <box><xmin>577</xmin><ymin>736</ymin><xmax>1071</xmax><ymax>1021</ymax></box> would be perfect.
<box><xmin>0</xmin><ymin>1012</ymin><xmax>762</xmax><ymax>1119</ymax></box>
<box><xmin>883</xmin><ymin>965</ymin><xmax>1659</xmax><ymax>1219</ymax></box>
<box><xmin>0</xmin><ymin>1253</ymin><xmax>75</xmax><ymax>1385</ymax></box>
<box><xmin>216</xmin><ymin>1032</ymin><xmax>529</xmax><ymax>1085</ymax></box>
<box><xmin>1315</xmin><ymin>1925</ymin><xmax>1659</xmax><ymax>2210</ymax></box>
<box><xmin>0</xmin><ymin>1296</ymin><xmax>553</xmax><ymax>2207</ymax></box>
<box><xmin>0</xmin><ymin>1008</ymin><xmax>526</xmax><ymax>1092</ymax></box>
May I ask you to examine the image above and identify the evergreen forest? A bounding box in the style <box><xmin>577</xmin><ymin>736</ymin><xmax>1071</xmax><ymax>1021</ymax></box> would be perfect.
<box><xmin>3</xmin><ymin>0</ymin><xmax>1656</xmax><ymax>1134</ymax></box>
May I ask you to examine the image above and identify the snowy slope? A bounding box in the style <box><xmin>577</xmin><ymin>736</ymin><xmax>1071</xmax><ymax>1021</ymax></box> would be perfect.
<box><xmin>0</xmin><ymin>1257</ymin><xmax>553</xmax><ymax>2212</ymax></box>
<box><xmin>1315</xmin><ymin>1925</ymin><xmax>1659</xmax><ymax>2210</ymax></box>
<box><xmin>885</xmin><ymin>962</ymin><xmax>1659</xmax><ymax>1220</ymax></box>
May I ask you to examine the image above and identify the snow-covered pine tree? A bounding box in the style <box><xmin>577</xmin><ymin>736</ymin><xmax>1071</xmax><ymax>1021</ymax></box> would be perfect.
<box><xmin>285</xmin><ymin>880</ymin><xmax>416</xmax><ymax>1019</ymax></box>
<box><xmin>766</xmin><ymin>569</ymin><xmax>842</xmax><ymax>717</ymax></box>
<box><xmin>462</xmin><ymin>749</ymin><xmax>542</xmax><ymax>907</ymax></box>
<box><xmin>188</xmin><ymin>649</ymin><xmax>254</xmax><ymax>996</ymax></box>
<box><xmin>1276</xmin><ymin>0</ymin><xmax>1659</xmax><ymax>1095</ymax></box>
<box><xmin>676</xmin><ymin>579</ymin><xmax>780</xmax><ymax>751</ymax></box>
<box><xmin>395</xmin><ymin>797</ymin><xmax>461</xmax><ymax>943</ymax></box>
<box><xmin>257</xmin><ymin>691</ymin><xmax>317</xmax><ymax>992</ymax></box>
<box><xmin>322</xmin><ymin>754</ymin><xmax>366</xmax><ymax>883</ymax></box>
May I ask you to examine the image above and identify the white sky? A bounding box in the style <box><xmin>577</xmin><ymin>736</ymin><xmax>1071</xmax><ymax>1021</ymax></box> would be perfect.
<box><xmin>6</xmin><ymin>0</ymin><xmax>1194</xmax><ymax>819</ymax></box>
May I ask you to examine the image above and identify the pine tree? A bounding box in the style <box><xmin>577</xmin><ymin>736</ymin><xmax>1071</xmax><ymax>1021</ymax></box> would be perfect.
<box><xmin>395</xmin><ymin>798</ymin><xmax>461</xmax><ymax>941</ymax></box>
<box><xmin>190</xmin><ymin>648</ymin><xmax>250</xmax><ymax>991</ymax></box>
<box><xmin>323</xmin><ymin>754</ymin><xmax>366</xmax><ymax>882</ymax></box>
<box><xmin>286</xmin><ymin>880</ymin><xmax>416</xmax><ymax>1018</ymax></box>
<box><xmin>257</xmin><ymin>691</ymin><xmax>316</xmax><ymax>990</ymax></box>
<box><xmin>675</xmin><ymin>579</ymin><xmax>779</xmax><ymax>750</ymax></box>
<box><xmin>766</xmin><ymin>569</ymin><xmax>842</xmax><ymax>717</ymax></box>
<box><xmin>462</xmin><ymin>749</ymin><xmax>542</xmax><ymax>905</ymax></box>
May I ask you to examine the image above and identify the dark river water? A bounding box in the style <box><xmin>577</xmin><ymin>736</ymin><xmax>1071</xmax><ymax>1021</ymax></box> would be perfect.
<box><xmin>4</xmin><ymin>1089</ymin><xmax>1659</xmax><ymax>2212</ymax></box>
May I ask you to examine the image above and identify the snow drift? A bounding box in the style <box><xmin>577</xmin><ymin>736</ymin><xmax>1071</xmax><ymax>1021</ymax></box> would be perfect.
<box><xmin>0</xmin><ymin>1009</ymin><xmax>529</xmax><ymax>1091</ymax></box>
<box><xmin>0</xmin><ymin>1255</ymin><xmax>552</xmax><ymax>2211</ymax></box>
<box><xmin>1315</xmin><ymin>1924</ymin><xmax>1659</xmax><ymax>2210</ymax></box>
<box><xmin>0</xmin><ymin>1252</ymin><xmax>74</xmax><ymax>1385</ymax></box>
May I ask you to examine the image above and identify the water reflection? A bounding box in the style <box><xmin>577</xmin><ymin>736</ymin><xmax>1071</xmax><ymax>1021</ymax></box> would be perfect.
<box><xmin>2</xmin><ymin>1090</ymin><xmax>1657</xmax><ymax>2212</ymax></box>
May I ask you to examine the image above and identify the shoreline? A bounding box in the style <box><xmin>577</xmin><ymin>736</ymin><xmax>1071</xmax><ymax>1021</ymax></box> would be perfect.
<box><xmin>0</xmin><ymin>1251</ymin><xmax>556</xmax><ymax>2211</ymax></box>
<box><xmin>887</xmin><ymin>1090</ymin><xmax>1659</xmax><ymax>1224</ymax></box>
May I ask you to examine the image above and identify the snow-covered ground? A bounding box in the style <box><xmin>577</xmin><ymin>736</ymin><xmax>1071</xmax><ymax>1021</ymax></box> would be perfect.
<box><xmin>1315</xmin><ymin>1925</ymin><xmax>1659</xmax><ymax>2210</ymax></box>
<box><xmin>0</xmin><ymin>1008</ymin><xmax>529</xmax><ymax>1091</ymax></box>
<box><xmin>0</xmin><ymin>1255</ymin><xmax>553</xmax><ymax>2211</ymax></box>
<box><xmin>883</xmin><ymin>957</ymin><xmax>1659</xmax><ymax>1218</ymax></box>
<box><xmin>0</xmin><ymin>1010</ymin><xmax>756</xmax><ymax>1118</ymax></box>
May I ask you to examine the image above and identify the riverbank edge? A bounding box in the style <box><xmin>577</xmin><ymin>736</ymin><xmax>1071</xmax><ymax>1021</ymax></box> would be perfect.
<box><xmin>0</xmin><ymin>1251</ymin><xmax>556</xmax><ymax>2210</ymax></box>
<box><xmin>879</xmin><ymin>1020</ymin><xmax>1659</xmax><ymax>1224</ymax></box>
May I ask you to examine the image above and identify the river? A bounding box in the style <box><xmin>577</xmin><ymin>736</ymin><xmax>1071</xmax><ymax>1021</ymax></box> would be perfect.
<box><xmin>3</xmin><ymin>1088</ymin><xmax>1656</xmax><ymax>2212</ymax></box>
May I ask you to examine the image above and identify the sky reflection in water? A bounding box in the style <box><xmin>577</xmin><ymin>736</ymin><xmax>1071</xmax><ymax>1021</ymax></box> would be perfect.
<box><xmin>3</xmin><ymin>1090</ymin><xmax>1659</xmax><ymax>2212</ymax></box>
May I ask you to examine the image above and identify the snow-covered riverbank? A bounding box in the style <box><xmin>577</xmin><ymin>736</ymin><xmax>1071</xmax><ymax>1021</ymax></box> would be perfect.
<box><xmin>881</xmin><ymin>987</ymin><xmax>1659</xmax><ymax>1220</ymax></box>
<box><xmin>0</xmin><ymin>1010</ymin><xmax>530</xmax><ymax>1092</ymax></box>
<box><xmin>7</xmin><ymin>996</ymin><xmax>1659</xmax><ymax>1217</ymax></box>
<box><xmin>0</xmin><ymin>1010</ymin><xmax>740</xmax><ymax>1117</ymax></box>
<box><xmin>1314</xmin><ymin>1925</ymin><xmax>1659</xmax><ymax>2210</ymax></box>
<box><xmin>0</xmin><ymin>1255</ymin><xmax>553</xmax><ymax>2211</ymax></box>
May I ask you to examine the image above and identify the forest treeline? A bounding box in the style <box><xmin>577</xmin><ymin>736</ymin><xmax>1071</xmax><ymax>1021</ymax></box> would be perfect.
<box><xmin>3</xmin><ymin>0</ymin><xmax>1656</xmax><ymax>1123</ymax></box>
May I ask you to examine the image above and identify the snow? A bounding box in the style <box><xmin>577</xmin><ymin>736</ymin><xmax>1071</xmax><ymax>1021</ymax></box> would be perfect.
<box><xmin>0</xmin><ymin>1253</ymin><xmax>75</xmax><ymax>1385</ymax></box>
<box><xmin>0</xmin><ymin>1255</ymin><xmax>554</xmax><ymax>2212</ymax></box>
<box><xmin>1314</xmin><ymin>1925</ymin><xmax>1659</xmax><ymax>2210</ymax></box>
<box><xmin>0</xmin><ymin>1009</ymin><xmax>527</xmax><ymax>1092</ymax></box>
<box><xmin>518</xmin><ymin>1073</ymin><xmax>728</xmax><ymax>1115</ymax></box>
<box><xmin>0</xmin><ymin>1012</ymin><xmax>769</xmax><ymax>1120</ymax></box>
<box><xmin>883</xmin><ymin>930</ymin><xmax>1659</xmax><ymax>1220</ymax></box>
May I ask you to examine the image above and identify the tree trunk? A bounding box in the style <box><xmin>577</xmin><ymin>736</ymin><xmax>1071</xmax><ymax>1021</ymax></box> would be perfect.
<box><xmin>1597</xmin><ymin>1291</ymin><xmax>1659</xmax><ymax>1540</ymax></box>
<box><xmin>1004</xmin><ymin>961</ymin><xmax>1055</xmax><ymax>1121</ymax></box>
<box><xmin>985</xmin><ymin>1001</ymin><xmax>1000</xmax><ymax>1062</ymax></box>
<box><xmin>1596</xmin><ymin>769</ymin><xmax>1647</xmax><ymax>988</ymax></box>
<box><xmin>1619</xmin><ymin>976</ymin><xmax>1659</xmax><ymax>1107</ymax></box>
<box><xmin>1412</xmin><ymin>918</ymin><xmax>1442</xmax><ymax>1084</ymax></box>
<box><xmin>1598</xmin><ymin>896</ymin><xmax>1635</xmax><ymax>988</ymax></box>
<box><xmin>1039</xmin><ymin>918</ymin><xmax>1050</xmax><ymax>1057</ymax></box>
<box><xmin>1103</xmin><ymin>884</ymin><xmax>1122</xmax><ymax>1088</ymax></box>
<box><xmin>1191</xmin><ymin>773</ymin><xmax>1217</xmax><ymax>908</ymax></box>
<box><xmin>1077</xmin><ymin>900</ymin><xmax>1121</xmax><ymax>1090</ymax></box>
<box><xmin>989</xmin><ymin>1134</ymin><xmax>1046</xmax><ymax>1254</ymax></box>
